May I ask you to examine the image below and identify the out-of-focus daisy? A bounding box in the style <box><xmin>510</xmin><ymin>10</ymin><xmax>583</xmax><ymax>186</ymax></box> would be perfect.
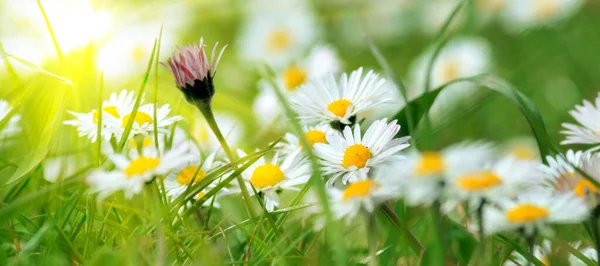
<box><xmin>541</xmin><ymin>150</ymin><xmax>600</xmax><ymax>205</ymax></box>
<box><xmin>253</xmin><ymin>46</ymin><xmax>342</xmax><ymax>126</ymax></box>
<box><xmin>419</xmin><ymin>0</ymin><xmax>466</xmax><ymax>36</ymax></box>
<box><xmin>502</xmin><ymin>137</ymin><xmax>540</xmax><ymax>161</ymax></box>
<box><xmin>64</xmin><ymin>90</ymin><xmax>137</xmax><ymax>141</ymax></box>
<box><xmin>483</xmin><ymin>189</ymin><xmax>588</xmax><ymax>236</ymax></box>
<box><xmin>43</xmin><ymin>155</ymin><xmax>89</xmax><ymax>183</ymax></box>
<box><xmin>190</xmin><ymin>113</ymin><xmax>243</xmax><ymax>152</ymax></box>
<box><xmin>314</xmin><ymin>119</ymin><xmax>410</xmax><ymax>185</ymax></box>
<box><xmin>447</xmin><ymin>156</ymin><xmax>541</xmax><ymax>205</ymax></box>
<box><xmin>292</xmin><ymin>68</ymin><xmax>392</xmax><ymax>127</ymax></box>
<box><xmin>390</xmin><ymin>142</ymin><xmax>495</xmax><ymax>206</ymax></box>
<box><xmin>97</xmin><ymin>3</ymin><xmax>187</xmax><ymax>81</ymax></box>
<box><xmin>238</xmin><ymin>149</ymin><xmax>311</xmax><ymax>212</ymax></box>
<box><xmin>0</xmin><ymin>99</ymin><xmax>21</xmax><ymax>141</ymax></box>
<box><xmin>409</xmin><ymin>38</ymin><xmax>492</xmax><ymax>93</ymax></box>
<box><xmin>239</xmin><ymin>2</ymin><xmax>319</xmax><ymax>68</ymax></box>
<box><xmin>503</xmin><ymin>240</ymin><xmax>551</xmax><ymax>266</ymax></box>
<box><xmin>475</xmin><ymin>0</ymin><xmax>508</xmax><ymax>26</ymax></box>
<box><xmin>501</xmin><ymin>0</ymin><xmax>585</xmax><ymax>32</ymax></box>
<box><xmin>277</xmin><ymin>124</ymin><xmax>337</xmax><ymax>156</ymax></box>
<box><xmin>409</xmin><ymin>38</ymin><xmax>492</xmax><ymax>120</ymax></box>
<box><xmin>570</xmin><ymin>245</ymin><xmax>598</xmax><ymax>266</ymax></box>
<box><xmin>329</xmin><ymin>175</ymin><xmax>402</xmax><ymax>224</ymax></box>
<box><xmin>164</xmin><ymin>152</ymin><xmax>226</xmax><ymax>207</ymax></box>
<box><xmin>115</xmin><ymin>103</ymin><xmax>182</xmax><ymax>138</ymax></box>
<box><xmin>88</xmin><ymin>144</ymin><xmax>194</xmax><ymax>199</ymax></box>
<box><xmin>561</xmin><ymin>93</ymin><xmax>600</xmax><ymax>147</ymax></box>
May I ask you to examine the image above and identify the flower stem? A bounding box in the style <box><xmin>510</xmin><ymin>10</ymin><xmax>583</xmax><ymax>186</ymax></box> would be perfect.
<box><xmin>477</xmin><ymin>199</ymin><xmax>487</xmax><ymax>263</ymax></box>
<box><xmin>195</xmin><ymin>101</ymin><xmax>258</xmax><ymax>218</ymax></box>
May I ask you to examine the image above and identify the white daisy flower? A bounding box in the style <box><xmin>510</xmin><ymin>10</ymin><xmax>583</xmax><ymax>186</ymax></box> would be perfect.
<box><xmin>164</xmin><ymin>152</ymin><xmax>226</xmax><ymax>207</ymax></box>
<box><xmin>389</xmin><ymin>142</ymin><xmax>495</xmax><ymax>206</ymax></box>
<box><xmin>502</xmin><ymin>137</ymin><xmax>540</xmax><ymax>161</ymax></box>
<box><xmin>483</xmin><ymin>189</ymin><xmax>588</xmax><ymax>236</ymax></box>
<box><xmin>541</xmin><ymin>150</ymin><xmax>600</xmax><ymax>205</ymax></box>
<box><xmin>253</xmin><ymin>46</ymin><xmax>342</xmax><ymax>126</ymax></box>
<box><xmin>238</xmin><ymin>2</ymin><xmax>319</xmax><ymax>68</ymax></box>
<box><xmin>503</xmin><ymin>240</ymin><xmax>551</xmax><ymax>266</ymax></box>
<box><xmin>190</xmin><ymin>113</ymin><xmax>243</xmax><ymax>152</ymax></box>
<box><xmin>419</xmin><ymin>0</ymin><xmax>466</xmax><ymax>36</ymax></box>
<box><xmin>561</xmin><ymin>93</ymin><xmax>600</xmax><ymax>146</ymax></box>
<box><xmin>291</xmin><ymin>67</ymin><xmax>392</xmax><ymax>127</ymax></box>
<box><xmin>501</xmin><ymin>0</ymin><xmax>585</xmax><ymax>32</ymax></box>
<box><xmin>329</xmin><ymin>175</ymin><xmax>402</xmax><ymax>224</ymax></box>
<box><xmin>409</xmin><ymin>37</ymin><xmax>491</xmax><ymax>95</ymax></box>
<box><xmin>447</xmin><ymin>156</ymin><xmax>542</xmax><ymax>205</ymax></box>
<box><xmin>64</xmin><ymin>89</ymin><xmax>137</xmax><ymax>141</ymax></box>
<box><xmin>569</xmin><ymin>245</ymin><xmax>598</xmax><ymax>266</ymax></box>
<box><xmin>114</xmin><ymin>103</ymin><xmax>182</xmax><ymax>138</ymax></box>
<box><xmin>238</xmin><ymin>149</ymin><xmax>311</xmax><ymax>212</ymax></box>
<box><xmin>277</xmin><ymin>124</ymin><xmax>336</xmax><ymax>156</ymax></box>
<box><xmin>314</xmin><ymin>118</ymin><xmax>410</xmax><ymax>185</ymax></box>
<box><xmin>43</xmin><ymin>154</ymin><xmax>89</xmax><ymax>183</ymax></box>
<box><xmin>0</xmin><ymin>99</ymin><xmax>21</xmax><ymax>141</ymax></box>
<box><xmin>88</xmin><ymin>144</ymin><xmax>195</xmax><ymax>199</ymax></box>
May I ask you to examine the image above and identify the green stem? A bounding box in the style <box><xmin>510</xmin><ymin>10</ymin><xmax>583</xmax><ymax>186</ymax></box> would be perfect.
<box><xmin>588</xmin><ymin>216</ymin><xmax>600</xmax><ymax>266</ymax></box>
<box><xmin>477</xmin><ymin>199</ymin><xmax>487</xmax><ymax>263</ymax></box>
<box><xmin>195</xmin><ymin>102</ymin><xmax>258</xmax><ymax>218</ymax></box>
<box><xmin>367</xmin><ymin>214</ymin><xmax>379</xmax><ymax>266</ymax></box>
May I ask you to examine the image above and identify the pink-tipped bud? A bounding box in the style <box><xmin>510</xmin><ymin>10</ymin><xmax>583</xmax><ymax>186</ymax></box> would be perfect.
<box><xmin>163</xmin><ymin>38</ymin><xmax>226</xmax><ymax>103</ymax></box>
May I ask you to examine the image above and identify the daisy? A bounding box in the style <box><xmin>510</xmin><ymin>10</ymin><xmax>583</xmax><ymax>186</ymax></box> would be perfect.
<box><xmin>238</xmin><ymin>1</ymin><xmax>319</xmax><ymax>68</ymax></box>
<box><xmin>237</xmin><ymin>149</ymin><xmax>311</xmax><ymax>212</ymax></box>
<box><xmin>64</xmin><ymin>89</ymin><xmax>137</xmax><ymax>141</ymax></box>
<box><xmin>115</xmin><ymin>103</ymin><xmax>182</xmax><ymax>138</ymax></box>
<box><xmin>408</xmin><ymin>38</ymin><xmax>492</xmax><ymax>121</ymax></box>
<box><xmin>43</xmin><ymin>154</ymin><xmax>89</xmax><ymax>183</ymax></box>
<box><xmin>389</xmin><ymin>142</ymin><xmax>495</xmax><ymax>206</ymax></box>
<box><xmin>329</xmin><ymin>175</ymin><xmax>402</xmax><ymax>224</ymax></box>
<box><xmin>88</xmin><ymin>144</ymin><xmax>195</xmax><ymax>199</ymax></box>
<box><xmin>190</xmin><ymin>113</ymin><xmax>243</xmax><ymax>152</ymax></box>
<box><xmin>541</xmin><ymin>150</ymin><xmax>600</xmax><ymax>205</ymax></box>
<box><xmin>418</xmin><ymin>0</ymin><xmax>466</xmax><ymax>36</ymax></box>
<box><xmin>501</xmin><ymin>0</ymin><xmax>585</xmax><ymax>32</ymax></box>
<box><xmin>314</xmin><ymin>118</ymin><xmax>410</xmax><ymax>185</ymax></box>
<box><xmin>560</xmin><ymin>93</ymin><xmax>600</xmax><ymax>146</ymax></box>
<box><xmin>277</xmin><ymin>124</ymin><xmax>337</xmax><ymax>156</ymax></box>
<box><xmin>291</xmin><ymin>67</ymin><xmax>392</xmax><ymax>127</ymax></box>
<box><xmin>0</xmin><ymin>99</ymin><xmax>21</xmax><ymax>141</ymax></box>
<box><xmin>503</xmin><ymin>240</ymin><xmax>551</xmax><ymax>266</ymax></box>
<box><xmin>447</xmin><ymin>156</ymin><xmax>542</xmax><ymax>205</ymax></box>
<box><xmin>164</xmin><ymin>152</ymin><xmax>226</xmax><ymax>207</ymax></box>
<box><xmin>502</xmin><ymin>137</ymin><xmax>540</xmax><ymax>161</ymax></box>
<box><xmin>483</xmin><ymin>189</ymin><xmax>588</xmax><ymax>236</ymax></box>
<box><xmin>253</xmin><ymin>46</ymin><xmax>341</xmax><ymax>125</ymax></box>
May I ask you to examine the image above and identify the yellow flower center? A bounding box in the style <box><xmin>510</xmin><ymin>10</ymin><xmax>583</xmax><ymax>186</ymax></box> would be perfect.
<box><xmin>510</xmin><ymin>145</ymin><xmax>536</xmax><ymax>160</ymax></box>
<box><xmin>506</xmin><ymin>204</ymin><xmax>550</xmax><ymax>223</ymax></box>
<box><xmin>573</xmin><ymin>179</ymin><xmax>599</xmax><ymax>197</ymax></box>
<box><xmin>440</xmin><ymin>60</ymin><xmax>460</xmax><ymax>83</ymax></box>
<box><xmin>282</xmin><ymin>66</ymin><xmax>307</xmax><ymax>91</ymax></box>
<box><xmin>196</xmin><ymin>192</ymin><xmax>206</xmax><ymax>200</ymax></box>
<box><xmin>93</xmin><ymin>105</ymin><xmax>120</xmax><ymax>123</ymax></box>
<box><xmin>455</xmin><ymin>171</ymin><xmax>502</xmax><ymax>191</ymax></box>
<box><xmin>123</xmin><ymin>157</ymin><xmax>160</xmax><ymax>178</ymax></box>
<box><xmin>343</xmin><ymin>144</ymin><xmax>372</xmax><ymax>168</ymax></box>
<box><xmin>415</xmin><ymin>152</ymin><xmax>445</xmax><ymax>176</ymax></box>
<box><xmin>250</xmin><ymin>164</ymin><xmax>285</xmax><ymax>189</ymax></box>
<box><xmin>342</xmin><ymin>180</ymin><xmax>380</xmax><ymax>201</ymax></box>
<box><xmin>327</xmin><ymin>99</ymin><xmax>353</xmax><ymax>117</ymax></box>
<box><xmin>127</xmin><ymin>137</ymin><xmax>153</xmax><ymax>149</ymax></box>
<box><xmin>535</xmin><ymin>0</ymin><xmax>558</xmax><ymax>19</ymax></box>
<box><xmin>541</xmin><ymin>257</ymin><xmax>550</xmax><ymax>266</ymax></box>
<box><xmin>177</xmin><ymin>166</ymin><xmax>207</xmax><ymax>185</ymax></box>
<box><xmin>301</xmin><ymin>130</ymin><xmax>328</xmax><ymax>147</ymax></box>
<box><xmin>121</xmin><ymin>111</ymin><xmax>153</xmax><ymax>128</ymax></box>
<box><xmin>477</xmin><ymin>0</ymin><xmax>505</xmax><ymax>12</ymax></box>
<box><xmin>266</xmin><ymin>28</ymin><xmax>292</xmax><ymax>52</ymax></box>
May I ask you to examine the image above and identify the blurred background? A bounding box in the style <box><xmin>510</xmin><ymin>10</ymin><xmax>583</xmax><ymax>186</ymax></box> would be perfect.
<box><xmin>1</xmin><ymin>0</ymin><xmax>600</xmax><ymax>180</ymax></box>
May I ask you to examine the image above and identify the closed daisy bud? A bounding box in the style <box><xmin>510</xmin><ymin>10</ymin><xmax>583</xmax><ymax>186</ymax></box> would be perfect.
<box><xmin>163</xmin><ymin>38</ymin><xmax>226</xmax><ymax>104</ymax></box>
